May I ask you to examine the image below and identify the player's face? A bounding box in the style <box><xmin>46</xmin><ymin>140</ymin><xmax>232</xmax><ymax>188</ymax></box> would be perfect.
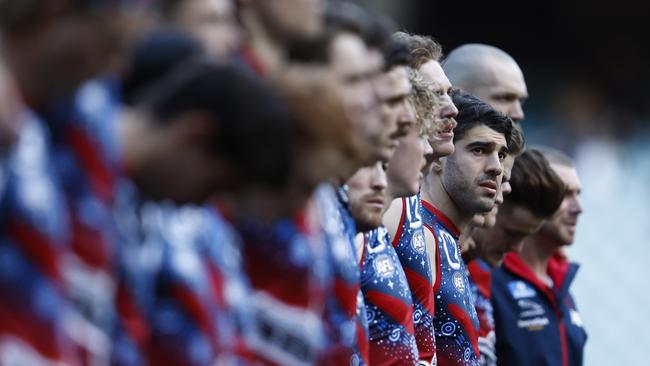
<box><xmin>329</xmin><ymin>32</ymin><xmax>383</xmax><ymax>165</ymax></box>
<box><xmin>538</xmin><ymin>164</ymin><xmax>583</xmax><ymax>245</ymax></box>
<box><xmin>347</xmin><ymin>162</ymin><xmax>388</xmax><ymax>233</ymax></box>
<box><xmin>418</xmin><ymin>59</ymin><xmax>458</xmax><ymax>157</ymax></box>
<box><xmin>375</xmin><ymin>65</ymin><xmax>416</xmax><ymax>157</ymax></box>
<box><xmin>474</xmin><ymin>205</ymin><xmax>545</xmax><ymax>267</ymax></box>
<box><xmin>11</xmin><ymin>9</ymin><xmax>137</xmax><ymax>104</ymax></box>
<box><xmin>386</xmin><ymin>128</ymin><xmax>433</xmax><ymax>198</ymax></box>
<box><xmin>473</xmin><ymin>59</ymin><xmax>528</xmax><ymax>123</ymax></box>
<box><xmin>175</xmin><ymin>0</ymin><xmax>241</xmax><ymax>58</ymax></box>
<box><xmin>253</xmin><ymin>0</ymin><xmax>323</xmax><ymax>41</ymax></box>
<box><xmin>475</xmin><ymin>154</ymin><xmax>515</xmax><ymax>228</ymax></box>
<box><xmin>441</xmin><ymin>125</ymin><xmax>507</xmax><ymax>215</ymax></box>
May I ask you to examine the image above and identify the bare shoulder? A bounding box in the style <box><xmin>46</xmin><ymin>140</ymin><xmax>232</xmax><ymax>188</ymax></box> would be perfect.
<box><xmin>423</xmin><ymin>224</ymin><xmax>438</xmax><ymax>283</ymax></box>
<box><xmin>382</xmin><ymin>198</ymin><xmax>403</xmax><ymax>241</ymax></box>
<box><xmin>353</xmin><ymin>232</ymin><xmax>365</xmax><ymax>265</ymax></box>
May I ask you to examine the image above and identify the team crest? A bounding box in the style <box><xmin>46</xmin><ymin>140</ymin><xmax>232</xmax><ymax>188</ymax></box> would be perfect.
<box><xmin>373</xmin><ymin>255</ymin><xmax>395</xmax><ymax>278</ymax></box>
<box><xmin>452</xmin><ymin>271</ymin><xmax>466</xmax><ymax>294</ymax></box>
<box><xmin>411</xmin><ymin>231</ymin><xmax>426</xmax><ymax>254</ymax></box>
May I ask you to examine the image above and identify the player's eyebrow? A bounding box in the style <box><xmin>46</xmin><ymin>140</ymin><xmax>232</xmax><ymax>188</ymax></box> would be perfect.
<box><xmin>466</xmin><ymin>141</ymin><xmax>509</xmax><ymax>154</ymax></box>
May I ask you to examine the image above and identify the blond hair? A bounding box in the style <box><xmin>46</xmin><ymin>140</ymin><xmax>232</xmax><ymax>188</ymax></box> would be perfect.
<box><xmin>407</xmin><ymin>68</ymin><xmax>445</xmax><ymax>137</ymax></box>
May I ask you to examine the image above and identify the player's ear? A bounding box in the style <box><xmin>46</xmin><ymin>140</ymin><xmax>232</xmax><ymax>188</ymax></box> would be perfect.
<box><xmin>432</xmin><ymin>159</ymin><xmax>443</xmax><ymax>174</ymax></box>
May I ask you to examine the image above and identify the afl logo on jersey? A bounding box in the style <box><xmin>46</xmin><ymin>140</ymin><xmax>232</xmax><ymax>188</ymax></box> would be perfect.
<box><xmin>452</xmin><ymin>271</ymin><xmax>466</xmax><ymax>294</ymax></box>
<box><xmin>374</xmin><ymin>255</ymin><xmax>395</xmax><ymax>278</ymax></box>
<box><xmin>411</xmin><ymin>230</ymin><xmax>426</xmax><ymax>254</ymax></box>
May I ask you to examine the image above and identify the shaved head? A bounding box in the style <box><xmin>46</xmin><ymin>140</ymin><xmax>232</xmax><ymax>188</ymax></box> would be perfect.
<box><xmin>443</xmin><ymin>44</ymin><xmax>516</xmax><ymax>90</ymax></box>
<box><xmin>443</xmin><ymin>44</ymin><xmax>528</xmax><ymax>122</ymax></box>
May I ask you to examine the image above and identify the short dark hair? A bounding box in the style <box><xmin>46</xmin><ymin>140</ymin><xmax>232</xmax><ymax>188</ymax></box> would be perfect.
<box><xmin>392</xmin><ymin>31</ymin><xmax>443</xmax><ymax>69</ymax></box>
<box><xmin>451</xmin><ymin>89</ymin><xmax>513</xmax><ymax>150</ymax></box>
<box><xmin>508</xmin><ymin>124</ymin><xmax>526</xmax><ymax>156</ymax></box>
<box><xmin>506</xmin><ymin>149</ymin><xmax>566</xmax><ymax>218</ymax></box>
<box><xmin>143</xmin><ymin>60</ymin><xmax>296</xmax><ymax>188</ymax></box>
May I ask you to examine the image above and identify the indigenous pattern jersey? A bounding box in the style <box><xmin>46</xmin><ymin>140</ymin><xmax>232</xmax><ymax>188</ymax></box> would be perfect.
<box><xmin>491</xmin><ymin>253</ymin><xmax>587</xmax><ymax>366</ymax></box>
<box><xmin>234</xmin><ymin>208</ymin><xmax>330</xmax><ymax>366</ymax></box>
<box><xmin>314</xmin><ymin>184</ymin><xmax>367</xmax><ymax>366</ymax></box>
<box><xmin>391</xmin><ymin>195</ymin><xmax>436</xmax><ymax>364</ymax></box>
<box><xmin>360</xmin><ymin>226</ymin><xmax>419</xmax><ymax>366</ymax></box>
<box><xmin>0</xmin><ymin>79</ymin><xmax>122</xmax><ymax>365</ymax></box>
<box><xmin>113</xmin><ymin>183</ymin><xmax>255</xmax><ymax>366</ymax></box>
<box><xmin>466</xmin><ymin>259</ymin><xmax>496</xmax><ymax>366</ymax></box>
<box><xmin>337</xmin><ymin>184</ymin><xmax>370</xmax><ymax>365</ymax></box>
<box><xmin>421</xmin><ymin>201</ymin><xmax>480</xmax><ymax>366</ymax></box>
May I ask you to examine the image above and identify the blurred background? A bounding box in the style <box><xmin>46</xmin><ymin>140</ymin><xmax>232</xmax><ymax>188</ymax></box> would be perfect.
<box><xmin>361</xmin><ymin>0</ymin><xmax>650</xmax><ymax>364</ymax></box>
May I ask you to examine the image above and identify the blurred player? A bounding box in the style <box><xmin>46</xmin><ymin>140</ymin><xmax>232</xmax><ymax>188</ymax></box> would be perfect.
<box><xmin>0</xmin><ymin>1</ymin><xmax>153</xmax><ymax>364</ymax></box>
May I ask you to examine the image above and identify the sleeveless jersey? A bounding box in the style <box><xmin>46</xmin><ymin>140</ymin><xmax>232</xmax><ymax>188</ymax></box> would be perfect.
<box><xmin>421</xmin><ymin>201</ymin><xmax>480</xmax><ymax>366</ymax></box>
<box><xmin>391</xmin><ymin>195</ymin><xmax>436</xmax><ymax>364</ymax></box>
<box><xmin>114</xmin><ymin>183</ymin><xmax>255</xmax><ymax>365</ymax></box>
<box><xmin>0</xmin><ymin>78</ymin><xmax>122</xmax><ymax>365</ymax></box>
<box><xmin>361</xmin><ymin>226</ymin><xmax>419</xmax><ymax>365</ymax></box>
<box><xmin>314</xmin><ymin>184</ymin><xmax>367</xmax><ymax>365</ymax></box>
<box><xmin>233</xmin><ymin>208</ymin><xmax>330</xmax><ymax>366</ymax></box>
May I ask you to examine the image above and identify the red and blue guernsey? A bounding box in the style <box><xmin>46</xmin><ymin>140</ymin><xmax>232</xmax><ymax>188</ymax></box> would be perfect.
<box><xmin>315</xmin><ymin>184</ymin><xmax>368</xmax><ymax>366</ymax></box>
<box><xmin>0</xmin><ymin>78</ymin><xmax>123</xmax><ymax>365</ymax></box>
<box><xmin>466</xmin><ymin>259</ymin><xmax>496</xmax><ymax>366</ymax></box>
<box><xmin>391</xmin><ymin>195</ymin><xmax>436</xmax><ymax>364</ymax></box>
<box><xmin>491</xmin><ymin>252</ymin><xmax>587</xmax><ymax>366</ymax></box>
<box><xmin>232</xmin><ymin>206</ymin><xmax>331</xmax><ymax>366</ymax></box>
<box><xmin>113</xmin><ymin>180</ymin><xmax>256</xmax><ymax>366</ymax></box>
<box><xmin>361</xmin><ymin>225</ymin><xmax>419</xmax><ymax>365</ymax></box>
<box><xmin>421</xmin><ymin>201</ymin><xmax>480</xmax><ymax>366</ymax></box>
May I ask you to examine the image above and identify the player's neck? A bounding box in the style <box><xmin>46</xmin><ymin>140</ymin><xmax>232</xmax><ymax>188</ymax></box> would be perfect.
<box><xmin>422</xmin><ymin>177</ymin><xmax>469</xmax><ymax>231</ymax></box>
<box><xmin>241</xmin><ymin>12</ymin><xmax>286</xmax><ymax>77</ymax></box>
<box><xmin>520</xmin><ymin>236</ymin><xmax>557</xmax><ymax>284</ymax></box>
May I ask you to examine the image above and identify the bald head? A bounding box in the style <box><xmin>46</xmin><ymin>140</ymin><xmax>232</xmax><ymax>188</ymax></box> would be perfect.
<box><xmin>443</xmin><ymin>44</ymin><xmax>528</xmax><ymax>123</ymax></box>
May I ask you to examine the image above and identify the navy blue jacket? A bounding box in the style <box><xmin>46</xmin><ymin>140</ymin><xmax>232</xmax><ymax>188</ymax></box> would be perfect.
<box><xmin>491</xmin><ymin>253</ymin><xmax>587</xmax><ymax>366</ymax></box>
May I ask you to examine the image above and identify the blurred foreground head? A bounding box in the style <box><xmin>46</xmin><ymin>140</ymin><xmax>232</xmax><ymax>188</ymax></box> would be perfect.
<box><xmin>123</xmin><ymin>59</ymin><xmax>295</xmax><ymax>204</ymax></box>
<box><xmin>321</xmin><ymin>0</ymin><xmax>402</xmax><ymax>168</ymax></box>
<box><xmin>237</xmin><ymin>0</ymin><xmax>324</xmax><ymax>43</ymax></box>
<box><xmin>158</xmin><ymin>0</ymin><xmax>241</xmax><ymax>59</ymax></box>
<box><xmin>0</xmin><ymin>0</ymin><xmax>155</xmax><ymax>109</ymax></box>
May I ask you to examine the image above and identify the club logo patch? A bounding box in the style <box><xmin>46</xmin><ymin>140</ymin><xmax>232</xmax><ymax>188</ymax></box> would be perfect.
<box><xmin>411</xmin><ymin>231</ymin><xmax>426</xmax><ymax>254</ymax></box>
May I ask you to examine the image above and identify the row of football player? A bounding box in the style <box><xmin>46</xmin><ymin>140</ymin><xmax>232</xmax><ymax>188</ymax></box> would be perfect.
<box><xmin>0</xmin><ymin>0</ymin><xmax>585</xmax><ymax>365</ymax></box>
